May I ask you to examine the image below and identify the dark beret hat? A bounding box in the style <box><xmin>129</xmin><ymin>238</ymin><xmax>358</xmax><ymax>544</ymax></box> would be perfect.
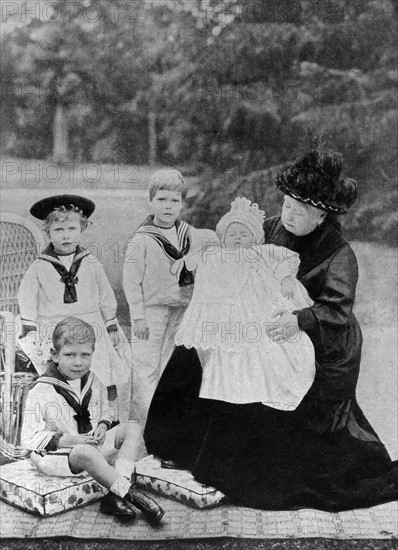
<box><xmin>30</xmin><ymin>194</ymin><xmax>95</xmax><ymax>220</ymax></box>
<box><xmin>274</xmin><ymin>149</ymin><xmax>357</xmax><ymax>214</ymax></box>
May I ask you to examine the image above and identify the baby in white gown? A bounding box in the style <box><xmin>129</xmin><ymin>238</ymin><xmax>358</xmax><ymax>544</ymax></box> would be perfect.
<box><xmin>175</xmin><ymin>197</ymin><xmax>315</xmax><ymax>410</ymax></box>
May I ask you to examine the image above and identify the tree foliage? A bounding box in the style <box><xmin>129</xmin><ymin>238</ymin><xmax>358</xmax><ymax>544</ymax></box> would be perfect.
<box><xmin>1</xmin><ymin>0</ymin><xmax>396</xmax><ymax>242</ymax></box>
<box><xmin>2</xmin><ymin>0</ymin><xmax>147</xmax><ymax>160</ymax></box>
<box><xmin>151</xmin><ymin>0</ymin><xmax>397</xmax><ymax>243</ymax></box>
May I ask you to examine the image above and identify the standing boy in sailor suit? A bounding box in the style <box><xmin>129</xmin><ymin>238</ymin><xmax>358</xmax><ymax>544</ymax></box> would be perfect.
<box><xmin>17</xmin><ymin>194</ymin><xmax>131</xmax><ymax>421</ymax></box>
<box><xmin>123</xmin><ymin>170</ymin><xmax>208</xmax><ymax>427</ymax></box>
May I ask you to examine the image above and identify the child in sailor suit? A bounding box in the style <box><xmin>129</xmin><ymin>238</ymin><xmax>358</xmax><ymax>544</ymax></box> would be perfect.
<box><xmin>123</xmin><ymin>170</ymin><xmax>210</xmax><ymax>427</ymax></box>
<box><xmin>17</xmin><ymin>194</ymin><xmax>132</xmax><ymax>421</ymax></box>
<box><xmin>21</xmin><ymin>317</ymin><xmax>163</xmax><ymax>523</ymax></box>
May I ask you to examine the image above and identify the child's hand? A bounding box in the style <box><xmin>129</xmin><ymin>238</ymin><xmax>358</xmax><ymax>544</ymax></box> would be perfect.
<box><xmin>92</xmin><ymin>424</ymin><xmax>108</xmax><ymax>445</ymax></box>
<box><xmin>108</xmin><ymin>329</ymin><xmax>120</xmax><ymax>348</ymax></box>
<box><xmin>281</xmin><ymin>275</ymin><xmax>296</xmax><ymax>299</ymax></box>
<box><xmin>133</xmin><ymin>319</ymin><xmax>150</xmax><ymax>340</ymax></box>
<box><xmin>58</xmin><ymin>434</ymin><xmax>98</xmax><ymax>447</ymax></box>
<box><xmin>23</xmin><ymin>331</ymin><xmax>40</xmax><ymax>346</ymax></box>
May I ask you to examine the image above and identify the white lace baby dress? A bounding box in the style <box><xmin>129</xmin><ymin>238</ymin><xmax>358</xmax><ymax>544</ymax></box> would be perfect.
<box><xmin>175</xmin><ymin>244</ymin><xmax>316</xmax><ymax>410</ymax></box>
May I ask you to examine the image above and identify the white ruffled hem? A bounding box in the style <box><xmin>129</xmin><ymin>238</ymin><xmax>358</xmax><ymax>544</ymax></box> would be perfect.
<box><xmin>198</xmin><ymin>339</ymin><xmax>315</xmax><ymax>409</ymax></box>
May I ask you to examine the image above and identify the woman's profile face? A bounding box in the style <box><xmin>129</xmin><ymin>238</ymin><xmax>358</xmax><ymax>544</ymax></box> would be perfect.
<box><xmin>281</xmin><ymin>196</ymin><xmax>325</xmax><ymax>236</ymax></box>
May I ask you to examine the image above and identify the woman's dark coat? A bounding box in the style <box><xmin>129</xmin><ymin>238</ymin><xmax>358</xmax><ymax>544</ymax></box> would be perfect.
<box><xmin>263</xmin><ymin>217</ymin><xmax>363</xmax><ymax>430</ymax></box>
<box><xmin>144</xmin><ymin>217</ymin><xmax>398</xmax><ymax>511</ymax></box>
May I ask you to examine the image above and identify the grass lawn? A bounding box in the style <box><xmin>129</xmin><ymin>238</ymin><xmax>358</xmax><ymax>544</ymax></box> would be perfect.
<box><xmin>1</xmin><ymin>160</ymin><xmax>397</xmax><ymax>549</ymax></box>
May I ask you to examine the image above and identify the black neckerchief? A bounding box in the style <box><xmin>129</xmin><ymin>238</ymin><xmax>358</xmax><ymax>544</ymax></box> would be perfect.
<box><xmin>133</xmin><ymin>215</ymin><xmax>194</xmax><ymax>286</ymax></box>
<box><xmin>36</xmin><ymin>361</ymin><xmax>93</xmax><ymax>434</ymax></box>
<box><xmin>264</xmin><ymin>217</ymin><xmax>347</xmax><ymax>279</ymax></box>
<box><xmin>38</xmin><ymin>244</ymin><xmax>90</xmax><ymax>303</ymax></box>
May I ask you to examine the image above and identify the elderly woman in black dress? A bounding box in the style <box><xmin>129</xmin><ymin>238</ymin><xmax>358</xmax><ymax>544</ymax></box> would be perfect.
<box><xmin>144</xmin><ymin>146</ymin><xmax>398</xmax><ymax>511</ymax></box>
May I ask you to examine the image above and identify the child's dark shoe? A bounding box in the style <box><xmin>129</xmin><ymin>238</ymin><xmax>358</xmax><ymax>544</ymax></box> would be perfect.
<box><xmin>100</xmin><ymin>492</ymin><xmax>137</xmax><ymax>521</ymax></box>
<box><xmin>127</xmin><ymin>484</ymin><xmax>164</xmax><ymax>524</ymax></box>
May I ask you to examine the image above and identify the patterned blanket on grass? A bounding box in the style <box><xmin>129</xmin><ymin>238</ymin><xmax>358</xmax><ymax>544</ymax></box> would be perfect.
<box><xmin>0</xmin><ymin>497</ymin><xmax>397</xmax><ymax>540</ymax></box>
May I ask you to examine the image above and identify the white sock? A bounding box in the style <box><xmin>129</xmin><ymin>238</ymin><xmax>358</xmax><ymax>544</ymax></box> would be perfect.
<box><xmin>115</xmin><ymin>458</ymin><xmax>136</xmax><ymax>479</ymax></box>
<box><xmin>109</xmin><ymin>476</ymin><xmax>131</xmax><ymax>499</ymax></box>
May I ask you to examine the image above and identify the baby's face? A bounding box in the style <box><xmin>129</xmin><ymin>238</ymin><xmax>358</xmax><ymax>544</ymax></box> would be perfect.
<box><xmin>224</xmin><ymin>222</ymin><xmax>254</xmax><ymax>249</ymax></box>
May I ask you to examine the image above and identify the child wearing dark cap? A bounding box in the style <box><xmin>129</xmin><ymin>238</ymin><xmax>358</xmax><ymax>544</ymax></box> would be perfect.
<box><xmin>18</xmin><ymin>194</ymin><xmax>131</xmax><ymax>421</ymax></box>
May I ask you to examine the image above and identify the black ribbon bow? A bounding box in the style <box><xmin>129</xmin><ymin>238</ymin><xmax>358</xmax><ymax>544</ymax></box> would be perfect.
<box><xmin>72</xmin><ymin>407</ymin><xmax>93</xmax><ymax>434</ymax></box>
<box><xmin>37</xmin><ymin>362</ymin><xmax>93</xmax><ymax>434</ymax></box>
<box><xmin>39</xmin><ymin>244</ymin><xmax>86</xmax><ymax>303</ymax></box>
<box><xmin>135</xmin><ymin>216</ymin><xmax>194</xmax><ymax>286</ymax></box>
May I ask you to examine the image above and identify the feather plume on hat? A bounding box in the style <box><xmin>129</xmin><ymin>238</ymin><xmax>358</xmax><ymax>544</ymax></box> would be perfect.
<box><xmin>274</xmin><ymin>136</ymin><xmax>357</xmax><ymax>214</ymax></box>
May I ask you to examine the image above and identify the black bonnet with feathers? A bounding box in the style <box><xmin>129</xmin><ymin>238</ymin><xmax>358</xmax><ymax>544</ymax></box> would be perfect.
<box><xmin>274</xmin><ymin>142</ymin><xmax>358</xmax><ymax>215</ymax></box>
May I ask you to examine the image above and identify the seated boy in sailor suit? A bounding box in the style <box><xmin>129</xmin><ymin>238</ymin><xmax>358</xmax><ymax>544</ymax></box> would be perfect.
<box><xmin>21</xmin><ymin>316</ymin><xmax>163</xmax><ymax>523</ymax></box>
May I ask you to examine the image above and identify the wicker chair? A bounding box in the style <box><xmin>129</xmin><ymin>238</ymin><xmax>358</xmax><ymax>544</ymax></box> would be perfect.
<box><xmin>0</xmin><ymin>213</ymin><xmax>44</xmax><ymax>459</ymax></box>
<box><xmin>0</xmin><ymin>213</ymin><xmax>45</xmax><ymax>315</ymax></box>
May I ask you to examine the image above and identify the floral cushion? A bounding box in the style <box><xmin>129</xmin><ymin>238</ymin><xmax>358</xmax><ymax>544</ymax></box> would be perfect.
<box><xmin>135</xmin><ymin>455</ymin><xmax>225</xmax><ymax>509</ymax></box>
<box><xmin>0</xmin><ymin>459</ymin><xmax>106</xmax><ymax>516</ymax></box>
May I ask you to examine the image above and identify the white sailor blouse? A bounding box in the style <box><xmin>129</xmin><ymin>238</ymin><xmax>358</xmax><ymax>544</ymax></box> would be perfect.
<box><xmin>21</xmin><ymin>365</ymin><xmax>114</xmax><ymax>452</ymax></box>
<box><xmin>17</xmin><ymin>245</ymin><xmax>129</xmax><ymax>386</ymax></box>
<box><xmin>123</xmin><ymin>218</ymin><xmax>213</xmax><ymax>320</ymax></box>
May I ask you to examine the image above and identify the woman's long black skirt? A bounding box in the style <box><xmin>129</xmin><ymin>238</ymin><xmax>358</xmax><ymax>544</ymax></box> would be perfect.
<box><xmin>144</xmin><ymin>346</ymin><xmax>398</xmax><ymax>512</ymax></box>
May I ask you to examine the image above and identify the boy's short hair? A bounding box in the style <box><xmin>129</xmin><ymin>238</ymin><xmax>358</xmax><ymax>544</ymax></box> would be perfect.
<box><xmin>149</xmin><ymin>170</ymin><xmax>187</xmax><ymax>201</ymax></box>
<box><xmin>44</xmin><ymin>206</ymin><xmax>89</xmax><ymax>236</ymax></box>
<box><xmin>52</xmin><ymin>317</ymin><xmax>96</xmax><ymax>353</ymax></box>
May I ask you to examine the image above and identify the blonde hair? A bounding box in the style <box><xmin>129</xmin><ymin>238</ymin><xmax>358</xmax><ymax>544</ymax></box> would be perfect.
<box><xmin>43</xmin><ymin>205</ymin><xmax>89</xmax><ymax>236</ymax></box>
<box><xmin>149</xmin><ymin>170</ymin><xmax>187</xmax><ymax>201</ymax></box>
<box><xmin>52</xmin><ymin>317</ymin><xmax>96</xmax><ymax>353</ymax></box>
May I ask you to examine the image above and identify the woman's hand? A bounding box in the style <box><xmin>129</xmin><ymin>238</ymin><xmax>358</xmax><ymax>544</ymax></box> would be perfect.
<box><xmin>268</xmin><ymin>309</ymin><xmax>300</xmax><ymax>343</ymax></box>
<box><xmin>133</xmin><ymin>318</ymin><xmax>150</xmax><ymax>340</ymax></box>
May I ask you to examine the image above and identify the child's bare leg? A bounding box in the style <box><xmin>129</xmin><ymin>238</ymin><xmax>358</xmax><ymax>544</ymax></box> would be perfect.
<box><xmin>114</xmin><ymin>424</ymin><xmax>165</xmax><ymax>524</ymax></box>
<box><xmin>115</xmin><ymin>421</ymin><xmax>146</xmax><ymax>461</ymax></box>
<box><xmin>69</xmin><ymin>445</ymin><xmax>139</xmax><ymax>520</ymax></box>
<box><xmin>69</xmin><ymin>440</ymin><xmax>164</xmax><ymax>523</ymax></box>
<box><xmin>113</xmin><ymin>421</ymin><xmax>147</xmax><ymax>477</ymax></box>
<box><xmin>69</xmin><ymin>444</ymin><xmax>122</xmax><ymax>489</ymax></box>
